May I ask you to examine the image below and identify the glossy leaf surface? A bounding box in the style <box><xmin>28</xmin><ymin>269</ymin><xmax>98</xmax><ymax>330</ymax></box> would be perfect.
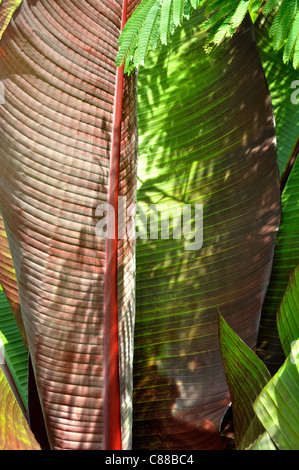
<box><xmin>132</xmin><ymin>10</ymin><xmax>281</xmax><ymax>449</ymax></box>
<box><xmin>0</xmin><ymin>0</ymin><xmax>139</xmax><ymax>450</ymax></box>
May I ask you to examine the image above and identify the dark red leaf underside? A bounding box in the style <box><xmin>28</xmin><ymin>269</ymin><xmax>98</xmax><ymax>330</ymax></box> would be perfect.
<box><xmin>0</xmin><ymin>0</ymin><xmax>138</xmax><ymax>450</ymax></box>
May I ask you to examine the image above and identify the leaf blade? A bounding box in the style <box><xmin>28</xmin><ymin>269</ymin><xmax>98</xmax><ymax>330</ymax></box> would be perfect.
<box><xmin>253</xmin><ymin>340</ymin><xmax>299</xmax><ymax>450</ymax></box>
<box><xmin>218</xmin><ymin>313</ymin><xmax>271</xmax><ymax>449</ymax></box>
<box><xmin>0</xmin><ymin>368</ymin><xmax>40</xmax><ymax>450</ymax></box>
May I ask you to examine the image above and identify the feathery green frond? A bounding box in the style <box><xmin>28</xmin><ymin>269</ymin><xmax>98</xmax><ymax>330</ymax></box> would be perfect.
<box><xmin>269</xmin><ymin>0</ymin><xmax>297</xmax><ymax>50</ymax></box>
<box><xmin>116</xmin><ymin>0</ymin><xmax>160</xmax><ymax>70</ymax></box>
<box><xmin>262</xmin><ymin>0</ymin><xmax>280</xmax><ymax>14</ymax></box>
<box><xmin>160</xmin><ymin>0</ymin><xmax>173</xmax><ymax>45</ymax></box>
<box><xmin>116</xmin><ymin>0</ymin><xmax>299</xmax><ymax>71</ymax></box>
<box><xmin>283</xmin><ymin>10</ymin><xmax>299</xmax><ymax>65</ymax></box>
<box><xmin>116</xmin><ymin>0</ymin><xmax>197</xmax><ymax>71</ymax></box>
<box><xmin>134</xmin><ymin>0</ymin><xmax>161</xmax><ymax>67</ymax></box>
<box><xmin>265</xmin><ymin>0</ymin><xmax>299</xmax><ymax>68</ymax></box>
<box><xmin>173</xmin><ymin>0</ymin><xmax>186</xmax><ymax>26</ymax></box>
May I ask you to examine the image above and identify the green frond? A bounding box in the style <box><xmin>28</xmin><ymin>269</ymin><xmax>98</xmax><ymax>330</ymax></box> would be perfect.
<box><xmin>201</xmin><ymin>4</ymin><xmax>236</xmax><ymax>32</ymax></box>
<box><xmin>269</xmin><ymin>0</ymin><xmax>297</xmax><ymax>50</ymax></box>
<box><xmin>203</xmin><ymin>0</ymin><xmax>236</xmax><ymax>15</ymax></box>
<box><xmin>201</xmin><ymin>0</ymin><xmax>250</xmax><ymax>48</ymax></box>
<box><xmin>294</xmin><ymin>33</ymin><xmax>299</xmax><ymax>67</ymax></box>
<box><xmin>183</xmin><ymin>0</ymin><xmax>193</xmax><ymax>20</ymax></box>
<box><xmin>160</xmin><ymin>0</ymin><xmax>173</xmax><ymax>45</ymax></box>
<box><xmin>134</xmin><ymin>1</ymin><xmax>161</xmax><ymax>66</ymax></box>
<box><xmin>262</xmin><ymin>0</ymin><xmax>280</xmax><ymax>15</ymax></box>
<box><xmin>173</xmin><ymin>0</ymin><xmax>186</xmax><ymax>26</ymax></box>
<box><xmin>116</xmin><ymin>0</ymin><xmax>159</xmax><ymax>69</ymax></box>
<box><xmin>230</xmin><ymin>0</ymin><xmax>251</xmax><ymax>28</ymax></box>
<box><xmin>263</xmin><ymin>0</ymin><xmax>299</xmax><ymax>68</ymax></box>
<box><xmin>283</xmin><ymin>9</ymin><xmax>299</xmax><ymax>63</ymax></box>
<box><xmin>116</xmin><ymin>0</ymin><xmax>299</xmax><ymax>72</ymax></box>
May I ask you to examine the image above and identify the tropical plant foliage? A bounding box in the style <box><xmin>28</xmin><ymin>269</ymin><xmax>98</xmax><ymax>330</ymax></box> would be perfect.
<box><xmin>219</xmin><ymin>265</ymin><xmax>299</xmax><ymax>450</ymax></box>
<box><xmin>0</xmin><ymin>0</ymin><xmax>298</xmax><ymax>452</ymax></box>
<box><xmin>0</xmin><ymin>368</ymin><xmax>40</xmax><ymax>449</ymax></box>
<box><xmin>116</xmin><ymin>0</ymin><xmax>299</xmax><ymax>73</ymax></box>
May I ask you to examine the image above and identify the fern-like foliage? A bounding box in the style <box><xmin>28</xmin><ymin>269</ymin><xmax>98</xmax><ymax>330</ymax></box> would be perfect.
<box><xmin>116</xmin><ymin>0</ymin><xmax>196</xmax><ymax>74</ymax></box>
<box><xmin>116</xmin><ymin>0</ymin><xmax>299</xmax><ymax>72</ymax></box>
<box><xmin>264</xmin><ymin>0</ymin><xmax>299</xmax><ymax>69</ymax></box>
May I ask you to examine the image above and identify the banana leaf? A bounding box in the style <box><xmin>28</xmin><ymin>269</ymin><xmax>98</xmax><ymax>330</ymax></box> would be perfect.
<box><xmin>252</xmin><ymin>14</ymin><xmax>299</xmax><ymax>373</ymax></box>
<box><xmin>257</xmin><ymin>157</ymin><xmax>299</xmax><ymax>373</ymax></box>
<box><xmin>218</xmin><ymin>313</ymin><xmax>271</xmax><ymax>449</ymax></box>
<box><xmin>276</xmin><ymin>264</ymin><xmax>299</xmax><ymax>357</ymax></box>
<box><xmin>0</xmin><ymin>368</ymin><xmax>40</xmax><ymax>450</ymax></box>
<box><xmin>0</xmin><ymin>0</ymin><xmax>140</xmax><ymax>450</ymax></box>
<box><xmin>132</xmin><ymin>10</ymin><xmax>281</xmax><ymax>449</ymax></box>
<box><xmin>0</xmin><ymin>285</ymin><xmax>28</xmax><ymax>408</ymax></box>
<box><xmin>253</xmin><ymin>339</ymin><xmax>299</xmax><ymax>450</ymax></box>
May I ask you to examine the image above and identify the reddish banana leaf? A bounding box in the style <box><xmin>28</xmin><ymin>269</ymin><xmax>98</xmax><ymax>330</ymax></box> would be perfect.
<box><xmin>132</xmin><ymin>10</ymin><xmax>281</xmax><ymax>449</ymax></box>
<box><xmin>0</xmin><ymin>0</ymin><xmax>140</xmax><ymax>450</ymax></box>
<box><xmin>0</xmin><ymin>368</ymin><xmax>40</xmax><ymax>450</ymax></box>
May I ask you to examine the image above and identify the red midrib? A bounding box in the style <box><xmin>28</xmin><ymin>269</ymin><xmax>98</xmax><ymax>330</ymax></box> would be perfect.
<box><xmin>104</xmin><ymin>0</ymin><xmax>128</xmax><ymax>451</ymax></box>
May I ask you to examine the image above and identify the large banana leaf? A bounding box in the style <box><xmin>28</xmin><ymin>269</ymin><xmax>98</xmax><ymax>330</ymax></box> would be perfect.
<box><xmin>0</xmin><ymin>0</ymin><xmax>140</xmax><ymax>450</ymax></box>
<box><xmin>253</xmin><ymin>14</ymin><xmax>299</xmax><ymax>373</ymax></box>
<box><xmin>132</xmin><ymin>10</ymin><xmax>281</xmax><ymax>449</ymax></box>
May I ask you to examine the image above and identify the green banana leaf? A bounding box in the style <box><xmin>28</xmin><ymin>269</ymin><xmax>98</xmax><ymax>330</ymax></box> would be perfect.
<box><xmin>0</xmin><ymin>216</ymin><xmax>27</xmax><ymax>346</ymax></box>
<box><xmin>0</xmin><ymin>285</ymin><xmax>28</xmax><ymax>408</ymax></box>
<box><xmin>254</xmin><ymin>15</ymin><xmax>299</xmax><ymax>176</ymax></box>
<box><xmin>254</xmin><ymin>14</ymin><xmax>299</xmax><ymax>373</ymax></box>
<box><xmin>218</xmin><ymin>313</ymin><xmax>271</xmax><ymax>449</ymax></box>
<box><xmin>0</xmin><ymin>368</ymin><xmax>40</xmax><ymax>449</ymax></box>
<box><xmin>219</xmin><ymin>262</ymin><xmax>299</xmax><ymax>450</ymax></box>
<box><xmin>257</xmin><ymin>157</ymin><xmax>299</xmax><ymax>373</ymax></box>
<box><xmin>277</xmin><ymin>264</ymin><xmax>299</xmax><ymax>357</ymax></box>
<box><xmin>253</xmin><ymin>339</ymin><xmax>299</xmax><ymax>450</ymax></box>
<box><xmin>132</xmin><ymin>10</ymin><xmax>281</xmax><ymax>449</ymax></box>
